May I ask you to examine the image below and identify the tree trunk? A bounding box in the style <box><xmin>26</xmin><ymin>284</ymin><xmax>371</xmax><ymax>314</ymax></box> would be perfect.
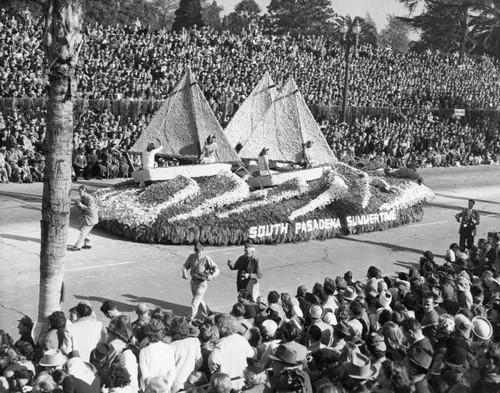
<box><xmin>39</xmin><ymin>0</ymin><xmax>83</xmax><ymax>322</ymax></box>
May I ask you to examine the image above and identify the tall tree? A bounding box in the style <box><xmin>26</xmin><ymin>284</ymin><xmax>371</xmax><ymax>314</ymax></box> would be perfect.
<box><xmin>39</xmin><ymin>0</ymin><xmax>83</xmax><ymax>321</ymax></box>
<box><xmin>379</xmin><ymin>14</ymin><xmax>411</xmax><ymax>52</ymax></box>
<box><xmin>398</xmin><ymin>0</ymin><xmax>489</xmax><ymax>59</ymax></box>
<box><xmin>202</xmin><ymin>0</ymin><xmax>223</xmax><ymax>29</ymax></box>
<box><xmin>223</xmin><ymin>0</ymin><xmax>261</xmax><ymax>34</ymax></box>
<box><xmin>267</xmin><ymin>0</ymin><xmax>336</xmax><ymax>36</ymax></box>
<box><xmin>172</xmin><ymin>0</ymin><xmax>204</xmax><ymax>31</ymax></box>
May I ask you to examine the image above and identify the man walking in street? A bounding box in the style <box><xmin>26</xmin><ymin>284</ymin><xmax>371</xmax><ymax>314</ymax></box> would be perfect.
<box><xmin>227</xmin><ymin>243</ymin><xmax>263</xmax><ymax>302</ymax></box>
<box><xmin>70</xmin><ymin>185</ymin><xmax>99</xmax><ymax>251</ymax></box>
<box><xmin>182</xmin><ymin>242</ymin><xmax>220</xmax><ymax>320</ymax></box>
<box><xmin>455</xmin><ymin>199</ymin><xmax>480</xmax><ymax>250</ymax></box>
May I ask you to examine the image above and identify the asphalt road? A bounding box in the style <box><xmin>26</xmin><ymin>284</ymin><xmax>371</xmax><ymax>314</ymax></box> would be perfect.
<box><xmin>1</xmin><ymin>165</ymin><xmax>499</xmax><ymax>336</ymax></box>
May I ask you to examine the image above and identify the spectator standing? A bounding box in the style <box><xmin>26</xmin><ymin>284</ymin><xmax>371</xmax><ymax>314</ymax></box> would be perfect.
<box><xmin>138</xmin><ymin>319</ymin><xmax>176</xmax><ymax>392</ymax></box>
<box><xmin>61</xmin><ymin>302</ymin><xmax>105</xmax><ymax>362</ymax></box>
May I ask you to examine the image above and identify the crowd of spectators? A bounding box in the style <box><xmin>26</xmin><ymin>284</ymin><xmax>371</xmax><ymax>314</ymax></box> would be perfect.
<box><xmin>2</xmin><ymin>235</ymin><xmax>500</xmax><ymax>393</ymax></box>
<box><xmin>2</xmin><ymin>8</ymin><xmax>500</xmax><ymax>110</ymax></box>
<box><xmin>2</xmin><ymin>7</ymin><xmax>500</xmax><ymax>183</ymax></box>
<box><xmin>324</xmin><ymin>114</ymin><xmax>500</xmax><ymax>169</ymax></box>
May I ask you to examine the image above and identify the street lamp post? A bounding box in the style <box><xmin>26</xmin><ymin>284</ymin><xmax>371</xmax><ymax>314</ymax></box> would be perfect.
<box><xmin>340</xmin><ymin>20</ymin><xmax>361</xmax><ymax>123</ymax></box>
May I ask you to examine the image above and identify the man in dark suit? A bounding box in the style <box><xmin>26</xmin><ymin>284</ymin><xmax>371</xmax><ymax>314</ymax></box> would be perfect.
<box><xmin>455</xmin><ymin>199</ymin><xmax>480</xmax><ymax>250</ymax></box>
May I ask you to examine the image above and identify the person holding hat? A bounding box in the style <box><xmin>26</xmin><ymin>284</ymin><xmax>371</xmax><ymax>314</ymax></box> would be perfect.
<box><xmin>228</xmin><ymin>243</ymin><xmax>263</xmax><ymax>302</ymax></box>
<box><xmin>182</xmin><ymin>242</ymin><xmax>220</xmax><ymax>320</ymax></box>
<box><xmin>455</xmin><ymin>199</ymin><xmax>480</xmax><ymax>251</ymax></box>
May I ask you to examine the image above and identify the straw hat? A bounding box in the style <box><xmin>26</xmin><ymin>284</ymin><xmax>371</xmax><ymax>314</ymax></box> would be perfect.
<box><xmin>39</xmin><ymin>349</ymin><xmax>68</xmax><ymax>367</ymax></box>
<box><xmin>471</xmin><ymin>316</ymin><xmax>493</xmax><ymax>340</ymax></box>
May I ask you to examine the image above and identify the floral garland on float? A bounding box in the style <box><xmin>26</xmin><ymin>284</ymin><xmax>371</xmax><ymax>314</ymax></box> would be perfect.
<box><xmin>288</xmin><ymin>171</ymin><xmax>348</xmax><ymax>221</ymax></box>
<box><xmin>218</xmin><ymin>177</ymin><xmax>309</xmax><ymax>219</ymax></box>
<box><xmin>94</xmin><ymin>165</ymin><xmax>435</xmax><ymax>245</ymax></box>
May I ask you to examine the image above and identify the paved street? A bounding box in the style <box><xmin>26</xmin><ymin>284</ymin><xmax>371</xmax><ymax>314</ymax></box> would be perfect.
<box><xmin>1</xmin><ymin>165</ymin><xmax>499</xmax><ymax>336</ymax></box>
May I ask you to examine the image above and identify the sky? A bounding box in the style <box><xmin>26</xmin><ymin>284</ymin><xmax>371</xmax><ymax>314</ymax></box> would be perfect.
<box><xmin>217</xmin><ymin>0</ymin><xmax>420</xmax><ymax>32</ymax></box>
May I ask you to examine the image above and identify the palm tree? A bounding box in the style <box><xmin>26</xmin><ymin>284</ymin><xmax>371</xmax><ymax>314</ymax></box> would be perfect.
<box><xmin>39</xmin><ymin>0</ymin><xmax>83</xmax><ymax>322</ymax></box>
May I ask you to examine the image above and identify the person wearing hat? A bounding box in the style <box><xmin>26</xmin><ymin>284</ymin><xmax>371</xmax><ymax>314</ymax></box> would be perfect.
<box><xmin>309</xmin><ymin>304</ymin><xmax>333</xmax><ymax>346</ymax></box>
<box><xmin>182</xmin><ymin>242</ymin><xmax>220</xmax><ymax>320</ymax></box>
<box><xmin>455</xmin><ymin>199</ymin><xmax>480</xmax><ymax>251</ymax></box>
<box><xmin>242</xmin><ymin>359</ymin><xmax>271</xmax><ymax>393</ymax></box>
<box><xmin>16</xmin><ymin>315</ymin><xmax>35</xmax><ymax>348</ymax></box>
<box><xmin>405</xmin><ymin>346</ymin><xmax>433</xmax><ymax>393</ymax></box>
<box><xmin>268</xmin><ymin>345</ymin><xmax>313</xmax><ymax>393</ymax></box>
<box><xmin>69</xmin><ymin>185</ymin><xmax>99</xmax><ymax>251</ymax></box>
<box><xmin>257</xmin><ymin>320</ymin><xmax>280</xmax><ymax>367</ymax></box>
<box><xmin>342</xmin><ymin>352</ymin><xmax>377</xmax><ymax>393</ymax></box>
<box><xmin>227</xmin><ymin>243</ymin><xmax>263</xmax><ymax>302</ymax></box>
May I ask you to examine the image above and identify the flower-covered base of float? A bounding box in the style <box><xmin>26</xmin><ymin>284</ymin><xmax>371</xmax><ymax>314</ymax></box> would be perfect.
<box><xmin>94</xmin><ymin>168</ymin><xmax>434</xmax><ymax>246</ymax></box>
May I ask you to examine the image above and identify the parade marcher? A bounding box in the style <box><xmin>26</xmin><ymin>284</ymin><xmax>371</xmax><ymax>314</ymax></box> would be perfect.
<box><xmin>455</xmin><ymin>199</ymin><xmax>480</xmax><ymax>250</ymax></box>
<box><xmin>182</xmin><ymin>242</ymin><xmax>220</xmax><ymax>320</ymax></box>
<box><xmin>70</xmin><ymin>185</ymin><xmax>99</xmax><ymax>251</ymax></box>
<box><xmin>227</xmin><ymin>243</ymin><xmax>263</xmax><ymax>302</ymax></box>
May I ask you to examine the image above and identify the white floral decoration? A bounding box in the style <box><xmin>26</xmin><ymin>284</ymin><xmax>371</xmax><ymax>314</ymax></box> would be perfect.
<box><xmin>217</xmin><ymin>177</ymin><xmax>309</xmax><ymax>218</ymax></box>
<box><xmin>288</xmin><ymin>173</ymin><xmax>348</xmax><ymax>221</ymax></box>
<box><xmin>170</xmin><ymin>171</ymin><xmax>250</xmax><ymax>221</ymax></box>
<box><xmin>379</xmin><ymin>182</ymin><xmax>435</xmax><ymax>212</ymax></box>
<box><xmin>95</xmin><ymin>177</ymin><xmax>200</xmax><ymax>226</ymax></box>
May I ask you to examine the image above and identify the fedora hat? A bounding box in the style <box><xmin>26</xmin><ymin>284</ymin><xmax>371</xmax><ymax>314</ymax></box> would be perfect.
<box><xmin>341</xmin><ymin>286</ymin><xmax>357</xmax><ymax>301</ymax></box>
<box><xmin>39</xmin><ymin>349</ymin><xmax>68</xmax><ymax>367</ymax></box>
<box><xmin>472</xmin><ymin>316</ymin><xmax>492</xmax><ymax>340</ymax></box>
<box><xmin>309</xmin><ymin>304</ymin><xmax>324</xmax><ymax>319</ymax></box>
<box><xmin>90</xmin><ymin>343</ymin><xmax>109</xmax><ymax>364</ymax></box>
<box><xmin>431</xmin><ymin>287</ymin><xmax>444</xmax><ymax>303</ymax></box>
<box><xmin>451</xmin><ymin>257</ymin><xmax>469</xmax><ymax>271</ymax></box>
<box><xmin>407</xmin><ymin>345</ymin><xmax>433</xmax><ymax>370</ymax></box>
<box><xmin>268</xmin><ymin>345</ymin><xmax>299</xmax><ymax>366</ymax></box>
<box><xmin>335</xmin><ymin>320</ymin><xmax>351</xmax><ymax>337</ymax></box>
<box><xmin>346</xmin><ymin>353</ymin><xmax>377</xmax><ymax>380</ymax></box>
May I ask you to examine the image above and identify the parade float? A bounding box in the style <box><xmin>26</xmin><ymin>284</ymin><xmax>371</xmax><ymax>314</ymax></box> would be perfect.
<box><xmin>94</xmin><ymin>70</ymin><xmax>434</xmax><ymax>245</ymax></box>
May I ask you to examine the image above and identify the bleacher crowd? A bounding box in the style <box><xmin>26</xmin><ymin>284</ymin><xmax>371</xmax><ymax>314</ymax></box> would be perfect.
<box><xmin>2</xmin><ymin>235</ymin><xmax>500</xmax><ymax>393</ymax></box>
<box><xmin>1</xmin><ymin>7</ymin><xmax>500</xmax><ymax>183</ymax></box>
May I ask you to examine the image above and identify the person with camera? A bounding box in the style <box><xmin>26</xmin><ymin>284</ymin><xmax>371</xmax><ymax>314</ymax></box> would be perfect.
<box><xmin>227</xmin><ymin>243</ymin><xmax>263</xmax><ymax>302</ymax></box>
<box><xmin>455</xmin><ymin>199</ymin><xmax>480</xmax><ymax>250</ymax></box>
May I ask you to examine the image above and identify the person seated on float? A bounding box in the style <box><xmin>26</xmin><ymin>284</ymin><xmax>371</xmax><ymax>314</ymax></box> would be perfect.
<box><xmin>142</xmin><ymin>138</ymin><xmax>163</xmax><ymax>169</ymax></box>
<box><xmin>199</xmin><ymin>134</ymin><xmax>219</xmax><ymax>164</ymax></box>
<box><xmin>257</xmin><ymin>147</ymin><xmax>273</xmax><ymax>177</ymax></box>
<box><xmin>301</xmin><ymin>140</ymin><xmax>317</xmax><ymax>168</ymax></box>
